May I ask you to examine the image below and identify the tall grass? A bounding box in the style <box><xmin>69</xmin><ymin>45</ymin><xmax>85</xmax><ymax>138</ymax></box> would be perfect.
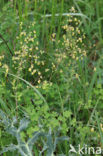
<box><xmin>0</xmin><ymin>0</ymin><xmax>103</xmax><ymax>155</ymax></box>
<box><xmin>96</xmin><ymin>0</ymin><xmax>102</xmax><ymax>41</ymax></box>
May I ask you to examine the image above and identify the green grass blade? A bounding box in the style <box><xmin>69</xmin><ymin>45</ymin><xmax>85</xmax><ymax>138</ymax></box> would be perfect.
<box><xmin>0</xmin><ymin>71</ymin><xmax>47</xmax><ymax>105</ymax></box>
<box><xmin>87</xmin><ymin>57</ymin><xmax>101</xmax><ymax>100</ymax></box>
<box><xmin>95</xmin><ymin>111</ymin><xmax>103</xmax><ymax>147</ymax></box>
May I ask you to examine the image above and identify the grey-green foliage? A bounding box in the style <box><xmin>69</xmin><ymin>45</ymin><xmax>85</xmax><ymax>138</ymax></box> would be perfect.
<box><xmin>0</xmin><ymin>110</ymin><xmax>69</xmax><ymax>156</ymax></box>
<box><xmin>40</xmin><ymin>128</ymin><xmax>69</xmax><ymax>156</ymax></box>
<box><xmin>0</xmin><ymin>110</ymin><xmax>44</xmax><ymax>156</ymax></box>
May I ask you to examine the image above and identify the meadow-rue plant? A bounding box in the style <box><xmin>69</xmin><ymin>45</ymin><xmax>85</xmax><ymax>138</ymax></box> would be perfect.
<box><xmin>0</xmin><ymin>1</ymin><xmax>103</xmax><ymax>155</ymax></box>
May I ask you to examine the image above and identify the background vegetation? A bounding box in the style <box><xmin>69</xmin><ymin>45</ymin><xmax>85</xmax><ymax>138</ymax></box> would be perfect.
<box><xmin>0</xmin><ymin>0</ymin><xmax>103</xmax><ymax>155</ymax></box>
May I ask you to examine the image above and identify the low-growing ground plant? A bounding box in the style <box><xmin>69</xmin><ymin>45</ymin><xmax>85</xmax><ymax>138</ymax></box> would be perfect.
<box><xmin>0</xmin><ymin>110</ymin><xmax>69</xmax><ymax>156</ymax></box>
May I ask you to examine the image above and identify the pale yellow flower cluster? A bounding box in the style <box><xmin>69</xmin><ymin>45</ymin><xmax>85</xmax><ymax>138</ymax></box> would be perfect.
<box><xmin>11</xmin><ymin>21</ymin><xmax>56</xmax><ymax>86</ymax></box>
<box><xmin>52</xmin><ymin>8</ymin><xmax>87</xmax><ymax>79</ymax></box>
<box><xmin>2</xmin><ymin>64</ymin><xmax>9</xmax><ymax>76</ymax></box>
<box><xmin>0</xmin><ymin>55</ymin><xmax>9</xmax><ymax>77</ymax></box>
<box><xmin>0</xmin><ymin>55</ymin><xmax>4</xmax><ymax>66</ymax></box>
<box><xmin>42</xmin><ymin>80</ymin><xmax>52</xmax><ymax>90</ymax></box>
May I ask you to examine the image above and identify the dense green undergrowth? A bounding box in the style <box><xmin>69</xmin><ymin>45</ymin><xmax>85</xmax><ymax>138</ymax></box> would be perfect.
<box><xmin>0</xmin><ymin>0</ymin><xmax>103</xmax><ymax>155</ymax></box>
